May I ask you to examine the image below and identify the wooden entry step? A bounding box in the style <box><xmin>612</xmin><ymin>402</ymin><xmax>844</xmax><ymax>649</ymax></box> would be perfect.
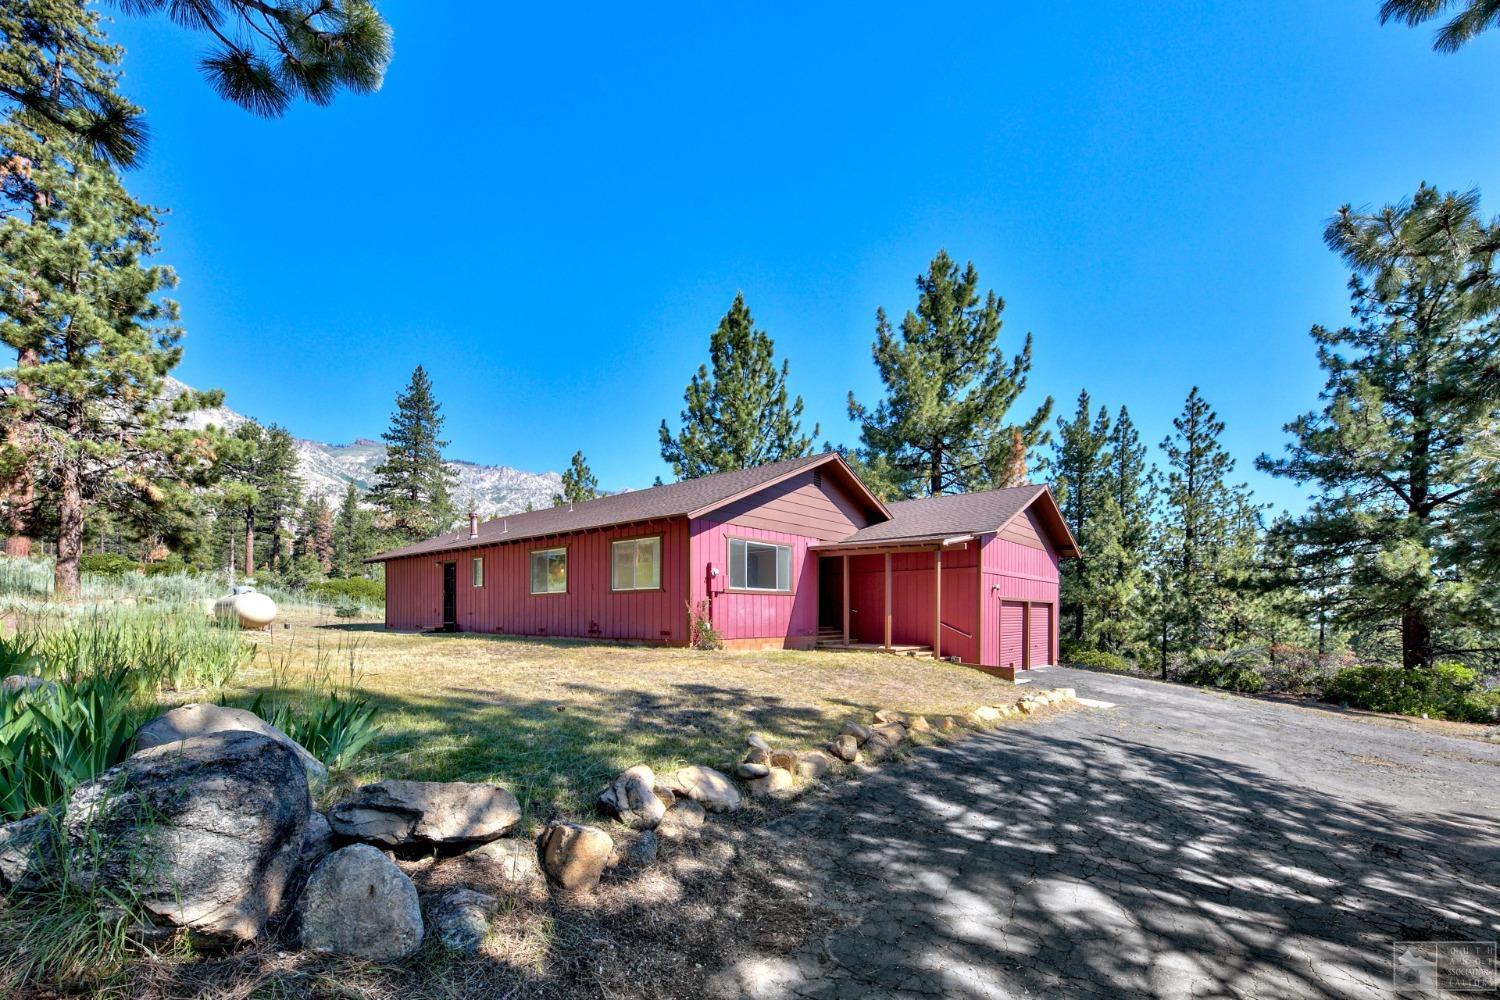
<box><xmin>815</xmin><ymin>639</ymin><xmax>934</xmax><ymax>658</ymax></box>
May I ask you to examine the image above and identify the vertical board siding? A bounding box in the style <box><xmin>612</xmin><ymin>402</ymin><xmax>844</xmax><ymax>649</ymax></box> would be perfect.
<box><xmin>383</xmin><ymin>517</ymin><xmax>689</xmax><ymax>642</ymax></box>
<box><xmin>842</xmin><ymin>542</ymin><xmax>979</xmax><ymax>663</ymax></box>
<box><xmin>980</xmin><ymin>532</ymin><xmax>1062</xmax><ymax>668</ymax></box>
<box><xmin>689</xmin><ymin>519</ymin><xmax>819</xmax><ymax>643</ymax></box>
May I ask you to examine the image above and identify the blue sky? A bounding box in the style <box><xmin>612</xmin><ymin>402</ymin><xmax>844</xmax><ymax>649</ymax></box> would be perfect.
<box><xmin>105</xmin><ymin>2</ymin><xmax>1500</xmax><ymax>511</ymax></box>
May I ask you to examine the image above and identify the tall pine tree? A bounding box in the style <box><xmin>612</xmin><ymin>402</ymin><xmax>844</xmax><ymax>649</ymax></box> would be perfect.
<box><xmin>659</xmin><ymin>293</ymin><xmax>817</xmax><ymax>479</ymax></box>
<box><xmin>848</xmin><ymin>250</ymin><xmax>1051</xmax><ymax>497</ymax></box>
<box><xmin>302</xmin><ymin>495</ymin><xmax>334</xmax><ymax>572</ymax></box>
<box><xmin>1259</xmin><ymin>184</ymin><xmax>1500</xmax><ymax>668</ymax></box>
<box><xmin>331</xmin><ymin>482</ymin><xmax>375</xmax><ymax>577</ymax></box>
<box><xmin>553</xmin><ymin>450</ymin><xmax>600</xmax><ymax>505</ymax></box>
<box><xmin>1107</xmin><ymin>406</ymin><xmax>1155</xmax><ymax>561</ymax></box>
<box><xmin>369</xmin><ymin>366</ymin><xmax>456</xmax><ymax>541</ymax></box>
<box><xmin>1159</xmin><ymin>387</ymin><xmax>1257</xmax><ymax>655</ymax></box>
<box><xmin>1050</xmin><ymin>390</ymin><xmax>1113</xmax><ymax>644</ymax></box>
<box><xmin>0</xmin><ymin>120</ymin><xmax>217</xmax><ymax>598</ymax></box>
<box><xmin>257</xmin><ymin>424</ymin><xmax>302</xmax><ymax>571</ymax></box>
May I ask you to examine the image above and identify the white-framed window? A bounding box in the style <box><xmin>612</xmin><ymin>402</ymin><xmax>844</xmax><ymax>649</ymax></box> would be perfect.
<box><xmin>471</xmin><ymin>556</ymin><xmax>484</xmax><ymax>588</ymax></box>
<box><xmin>727</xmin><ymin>537</ymin><xmax>792</xmax><ymax>592</ymax></box>
<box><xmin>529</xmin><ymin>547</ymin><xmax>567</xmax><ymax>595</ymax></box>
<box><xmin>611</xmin><ymin>536</ymin><xmax>661</xmax><ymax>591</ymax></box>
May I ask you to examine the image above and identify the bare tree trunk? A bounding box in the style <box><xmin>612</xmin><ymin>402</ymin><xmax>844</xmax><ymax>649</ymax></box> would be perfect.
<box><xmin>54</xmin><ymin>460</ymin><xmax>82</xmax><ymax>600</ymax></box>
<box><xmin>243</xmin><ymin>511</ymin><xmax>255</xmax><ymax>577</ymax></box>
<box><xmin>1401</xmin><ymin>608</ymin><xmax>1433</xmax><ymax>670</ymax></box>
<box><xmin>3</xmin><ymin>346</ymin><xmax>38</xmax><ymax>557</ymax></box>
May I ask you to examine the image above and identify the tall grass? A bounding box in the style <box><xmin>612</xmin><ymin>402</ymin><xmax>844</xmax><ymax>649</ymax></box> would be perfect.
<box><xmin>12</xmin><ymin>607</ymin><xmax>253</xmax><ymax>693</ymax></box>
<box><xmin>0</xmin><ymin>555</ymin><xmax>382</xmax><ymax>615</ymax></box>
<box><xmin>0</xmin><ymin>556</ymin><xmax>222</xmax><ymax>606</ymax></box>
<box><xmin>235</xmin><ymin>635</ymin><xmax>381</xmax><ymax>769</ymax></box>
<box><xmin>0</xmin><ymin>606</ymin><xmax>254</xmax><ymax>820</ymax></box>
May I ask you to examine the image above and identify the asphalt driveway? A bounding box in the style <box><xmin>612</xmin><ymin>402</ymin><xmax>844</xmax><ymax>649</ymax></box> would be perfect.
<box><xmin>712</xmin><ymin>666</ymin><xmax>1500</xmax><ymax>999</ymax></box>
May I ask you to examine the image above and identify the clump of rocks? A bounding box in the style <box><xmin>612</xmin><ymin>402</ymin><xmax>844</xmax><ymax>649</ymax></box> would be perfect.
<box><xmin>0</xmin><ymin>705</ymin><xmax>550</xmax><ymax>962</ymax></box>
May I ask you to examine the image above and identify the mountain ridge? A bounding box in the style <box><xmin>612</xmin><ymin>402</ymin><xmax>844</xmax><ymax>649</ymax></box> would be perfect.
<box><xmin>165</xmin><ymin>377</ymin><xmax>564</xmax><ymax>516</ymax></box>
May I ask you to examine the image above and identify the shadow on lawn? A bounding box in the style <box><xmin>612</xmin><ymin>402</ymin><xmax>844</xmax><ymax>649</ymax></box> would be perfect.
<box><xmin>235</xmin><ymin>673</ymin><xmax>839</xmax><ymax>822</ymax></box>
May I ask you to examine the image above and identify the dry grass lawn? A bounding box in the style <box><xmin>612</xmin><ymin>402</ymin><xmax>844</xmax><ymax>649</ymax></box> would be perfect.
<box><xmin>246</xmin><ymin>609</ymin><xmax>1021</xmax><ymax>823</ymax></box>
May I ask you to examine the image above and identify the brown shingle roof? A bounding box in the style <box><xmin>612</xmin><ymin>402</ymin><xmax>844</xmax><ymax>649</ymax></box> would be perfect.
<box><xmin>820</xmin><ymin>485</ymin><xmax>1080</xmax><ymax>557</ymax></box>
<box><xmin>368</xmin><ymin>452</ymin><xmax>880</xmax><ymax>562</ymax></box>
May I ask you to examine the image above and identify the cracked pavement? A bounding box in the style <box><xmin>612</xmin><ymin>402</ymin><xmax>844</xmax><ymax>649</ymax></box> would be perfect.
<box><xmin>711</xmin><ymin>666</ymin><xmax>1500</xmax><ymax>999</ymax></box>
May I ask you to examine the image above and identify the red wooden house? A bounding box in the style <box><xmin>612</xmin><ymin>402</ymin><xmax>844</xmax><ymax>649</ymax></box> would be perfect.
<box><xmin>370</xmin><ymin>453</ymin><xmax>1079</xmax><ymax>679</ymax></box>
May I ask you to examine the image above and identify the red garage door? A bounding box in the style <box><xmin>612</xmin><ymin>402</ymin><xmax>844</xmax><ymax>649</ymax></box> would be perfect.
<box><xmin>999</xmin><ymin>600</ymin><xmax>1025</xmax><ymax>670</ymax></box>
<box><xmin>1028</xmin><ymin>602</ymin><xmax>1052</xmax><ymax>667</ymax></box>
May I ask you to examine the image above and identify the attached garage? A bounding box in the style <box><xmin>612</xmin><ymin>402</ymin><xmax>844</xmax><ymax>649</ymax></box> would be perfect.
<box><xmin>999</xmin><ymin>601</ymin><xmax>1025</xmax><ymax>671</ymax></box>
<box><xmin>1027</xmin><ymin>602</ymin><xmax>1053</xmax><ymax>668</ymax></box>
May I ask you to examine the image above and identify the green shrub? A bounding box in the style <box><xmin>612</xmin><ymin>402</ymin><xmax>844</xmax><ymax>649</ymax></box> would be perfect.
<box><xmin>308</xmin><ymin>577</ymin><xmax>385</xmax><ymax>606</ymax></box>
<box><xmin>1179</xmin><ymin>648</ymin><xmax>1268</xmax><ymax>693</ymax></box>
<box><xmin>1324</xmin><ymin>662</ymin><xmax>1499</xmax><ymax>722</ymax></box>
<box><xmin>140</xmin><ymin>556</ymin><xmax>188</xmax><ymax>577</ymax></box>
<box><xmin>77</xmin><ymin>554</ymin><xmax>138</xmax><ymax>578</ymax></box>
<box><xmin>1066</xmin><ymin>648</ymin><xmax>1133</xmax><ymax>673</ymax></box>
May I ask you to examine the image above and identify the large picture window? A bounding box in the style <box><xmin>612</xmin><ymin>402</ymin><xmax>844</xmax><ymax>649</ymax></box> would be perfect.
<box><xmin>727</xmin><ymin>538</ymin><xmax>792</xmax><ymax>592</ymax></box>
<box><xmin>611</xmin><ymin>536</ymin><xmax>661</xmax><ymax>591</ymax></box>
<box><xmin>529</xmin><ymin>547</ymin><xmax>567</xmax><ymax>595</ymax></box>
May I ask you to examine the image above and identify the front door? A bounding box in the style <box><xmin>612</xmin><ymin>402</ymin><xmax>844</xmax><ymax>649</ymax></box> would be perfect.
<box><xmin>818</xmin><ymin>557</ymin><xmax>844</xmax><ymax>631</ymax></box>
<box><xmin>441</xmin><ymin>562</ymin><xmax>457</xmax><ymax>630</ymax></box>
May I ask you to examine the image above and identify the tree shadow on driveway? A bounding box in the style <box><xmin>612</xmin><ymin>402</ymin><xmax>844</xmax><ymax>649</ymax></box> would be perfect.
<box><xmin>715</xmin><ymin>722</ymin><xmax>1500</xmax><ymax>999</ymax></box>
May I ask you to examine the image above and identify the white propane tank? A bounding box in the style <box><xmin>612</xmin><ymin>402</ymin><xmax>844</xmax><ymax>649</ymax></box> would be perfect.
<box><xmin>214</xmin><ymin>586</ymin><xmax>277</xmax><ymax>629</ymax></box>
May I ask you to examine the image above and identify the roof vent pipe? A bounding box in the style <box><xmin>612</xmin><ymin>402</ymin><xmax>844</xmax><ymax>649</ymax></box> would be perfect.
<box><xmin>468</xmin><ymin>510</ymin><xmax>479</xmax><ymax>539</ymax></box>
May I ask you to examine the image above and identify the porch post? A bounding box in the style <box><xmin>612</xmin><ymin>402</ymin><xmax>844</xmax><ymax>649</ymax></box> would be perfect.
<box><xmin>883</xmin><ymin>552</ymin><xmax>892</xmax><ymax>651</ymax></box>
<box><xmin>841</xmin><ymin>554</ymin><xmax>850</xmax><ymax>646</ymax></box>
<box><xmin>933</xmin><ymin>547</ymin><xmax>943</xmax><ymax>660</ymax></box>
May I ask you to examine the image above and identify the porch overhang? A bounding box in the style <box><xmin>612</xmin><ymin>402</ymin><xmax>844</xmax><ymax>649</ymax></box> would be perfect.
<box><xmin>807</xmin><ymin>534</ymin><xmax>975</xmax><ymax>556</ymax></box>
<box><xmin>810</xmin><ymin>534</ymin><xmax>973</xmax><ymax>660</ymax></box>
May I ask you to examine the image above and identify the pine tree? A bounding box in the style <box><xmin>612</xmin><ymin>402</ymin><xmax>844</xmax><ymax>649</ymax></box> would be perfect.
<box><xmin>0</xmin><ymin>0</ymin><xmax>390</xmax><ymax>166</ymax></box>
<box><xmin>369</xmin><ymin>366</ymin><xmax>456</xmax><ymax>541</ymax></box>
<box><xmin>659</xmin><ymin>294</ymin><xmax>817</xmax><ymax>479</ymax></box>
<box><xmin>1051</xmin><ymin>390</ymin><xmax>1113</xmax><ymax>644</ymax></box>
<box><xmin>214</xmin><ymin>422</ymin><xmax>264</xmax><ymax>576</ymax></box>
<box><xmin>0</xmin><ymin>1</ymin><xmax>146</xmax><ymax>168</ymax></box>
<box><xmin>331</xmin><ymin>482</ymin><xmax>374</xmax><ymax>577</ymax></box>
<box><xmin>1106</xmin><ymin>406</ymin><xmax>1155</xmax><ymax>560</ymax></box>
<box><xmin>1081</xmin><ymin>493</ymin><xmax>1140</xmax><ymax>653</ymax></box>
<box><xmin>1159</xmin><ymin>387</ymin><xmax>1257</xmax><ymax>653</ymax></box>
<box><xmin>303</xmin><ymin>495</ymin><xmax>334</xmax><ymax>572</ymax></box>
<box><xmin>257</xmin><ymin>424</ymin><xmax>302</xmax><ymax>571</ymax></box>
<box><xmin>0</xmin><ymin>1</ymin><xmax>149</xmax><ymax>557</ymax></box>
<box><xmin>848</xmin><ymin>250</ymin><xmax>1052</xmax><ymax>497</ymax></box>
<box><xmin>1259</xmin><ymin>184</ymin><xmax>1500</xmax><ymax>668</ymax></box>
<box><xmin>0</xmin><ymin>155</ymin><xmax>219</xmax><ymax>598</ymax></box>
<box><xmin>1380</xmin><ymin>0</ymin><xmax>1500</xmax><ymax>51</ymax></box>
<box><xmin>553</xmin><ymin>450</ymin><xmax>600</xmax><ymax>506</ymax></box>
